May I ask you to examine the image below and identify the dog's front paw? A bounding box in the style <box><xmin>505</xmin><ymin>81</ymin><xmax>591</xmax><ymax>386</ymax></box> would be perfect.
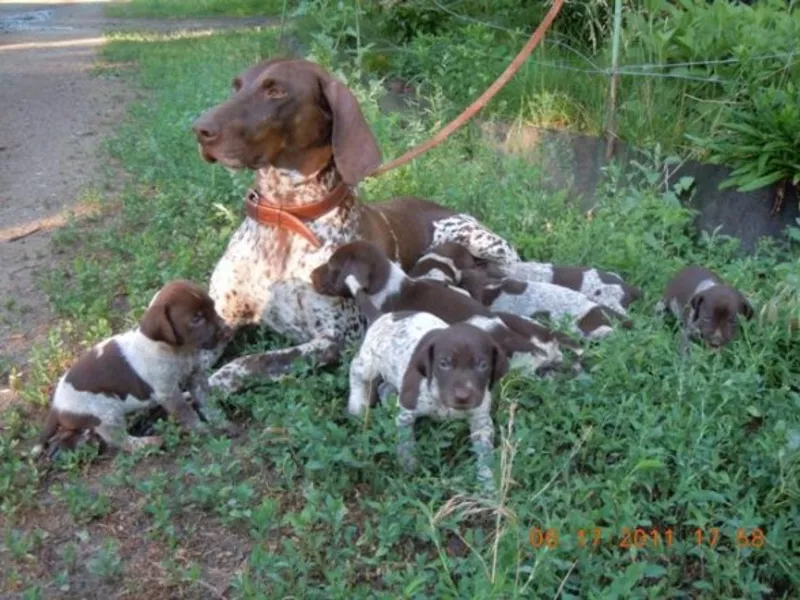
<box><xmin>477</xmin><ymin>464</ymin><xmax>496</xmax><ymax>493</ymax></box>
<box><xmin>397</xmin><ymin>441</ymin><xmax>417</xmax><ymax>473</ymax></box>
<box><xmin>217</xmin><ymin>421</ymin><xmax>242</xmax><ymax>438</ymax></box>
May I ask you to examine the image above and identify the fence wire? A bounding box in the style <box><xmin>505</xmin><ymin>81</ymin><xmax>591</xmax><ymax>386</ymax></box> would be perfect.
<box><xmin>417</xmin><ymin>0</ymin><xmax>798</xmax><ymax>86</ymax></box>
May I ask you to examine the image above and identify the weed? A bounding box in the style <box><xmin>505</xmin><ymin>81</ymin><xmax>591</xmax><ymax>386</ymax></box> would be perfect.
<box><xmin>64</xmin><ymin>483</ymin><xmax>110</xmax><ymax>522</ymax></box>
<box><xmin>86</xmin><ymin>538</ymin><xmax>123</xmax><ymax>583</ymax></box>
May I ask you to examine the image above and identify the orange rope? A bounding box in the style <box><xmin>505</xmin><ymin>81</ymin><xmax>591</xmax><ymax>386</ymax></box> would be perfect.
<box><xmin>367</xmin><ymin>0</ymin><xmax>566</xmax><ymax>179</ymax></box>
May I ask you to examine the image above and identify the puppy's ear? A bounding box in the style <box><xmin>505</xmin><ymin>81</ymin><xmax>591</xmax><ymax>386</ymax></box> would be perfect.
<box><xmin>689</xmin><ymin>293</ymin><xmax>705</xmax><ymax>322</ymax></box>
<box><xmin>140</xmin><ymin>304</ymin><xmax>180</xmax><ymax>345</ymax></box>
<box><xmin>489</xmin><ymin>342</ymin><xmax>509</xmax><ymax>388</ymax></box>
<box><xmin>414</xmin><ymin>331</ymin><xmax>438</xmax><ymax>382</ymax></box>
<box><xmin>320</xmin><ymin>76</ymin><xmax>382</xmax><ymax>185</ymax></box>
<box><xmin>739</xmin><ymin>295</ymin><xmax>754</xmax><ymax>320</ymax></box>
<box><xmin>399</xmin><ymin>331</ymin><xmax>439</xmax><ymax>410</ymax></box>
<box><xmin>331</xmin><ymin>257</ymin><xmax>363</xmax><ymax>298</ymax></box>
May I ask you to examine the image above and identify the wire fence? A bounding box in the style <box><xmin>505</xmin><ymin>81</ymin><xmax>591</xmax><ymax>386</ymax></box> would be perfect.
<box><xmin>364</xmin><ymin>1</ymin><xmax>799</xmax><ymax>90</ymax></box>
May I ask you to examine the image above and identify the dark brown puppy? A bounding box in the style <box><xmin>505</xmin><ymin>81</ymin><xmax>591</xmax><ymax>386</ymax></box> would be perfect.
<box><xmin>659</xmin><ymin>265</ymin><xmax>754</xmax><ymax>349</ymax></box>
<box><xmin>311</xmin><ymin>240</ymin><xmax>578</xmax><ymax>376</ymax></box>
<box><xmin>32</xmin><ymin>281</ymin><xmax>233</xmax><ymax>460</ymax></box>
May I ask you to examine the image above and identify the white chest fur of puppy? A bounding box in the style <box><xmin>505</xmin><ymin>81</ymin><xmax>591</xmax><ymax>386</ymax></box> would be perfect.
<box><xmin>347</xmin><ymin>311</ymin><xmax>509</xmax><ymax>489</ymax></box>
<box><xmin>32</xmin><ymin>280</ymin><xmax>230</xmax><ymax>459</ymax></box>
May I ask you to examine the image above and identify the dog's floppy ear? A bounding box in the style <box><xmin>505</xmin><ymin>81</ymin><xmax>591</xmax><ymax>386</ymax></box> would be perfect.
<box><xmin>489</xmin><ymin>342</ymin><xmax>509</xmax><ymax>388</ymax></box>
<box><xmin>140</xmin><ymin>304</ymin><xmax>180</xmax><ymax>345</ymax></box>
<box><xmin>739</xmin><ymin>294</ymin><xmax>754</xmax><ymax>320</ymax></box>
<box><xmin>399</xmin><ymin>330</ymin><xmax>439</xmax><ymax>410</ymax></box>
<box><xmin>320</xmin><ymin>76</ymin><xmax>382</xmax><ymax>185</ymax></box>
<box><xmin>332</xmin><ymin>257</ymin><xmax>369</xmax><ymax>299</ymax></box>
<box><xmin>689</xmin><ymin>293</ymin><xmax>705</xmax><ymax>322</ymax></box>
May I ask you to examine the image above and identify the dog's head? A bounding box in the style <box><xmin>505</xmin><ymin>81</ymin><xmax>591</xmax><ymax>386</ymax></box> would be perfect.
<box><xmin>688</xmin><ymin>285</ymin><xmax>754</xmax><ymax>348</ymax></box>
<box><xmin>139</xmin><ymin>280</ymin><xmax>227</xmax><ymax>350</ymax></box>
<box><xmin>400</xmin><ymin>323</ymin><xmax>509</xmax><ymax>411</ymax></box>
<box><xmin>191</xmin><ymin>58</ymin><xmax>382</xmax><ymax>185</ymax></box>
<box><xmin>310</xmin><ymin>240</ymin><xmax>392</xmax><ymax>298</ymax></box>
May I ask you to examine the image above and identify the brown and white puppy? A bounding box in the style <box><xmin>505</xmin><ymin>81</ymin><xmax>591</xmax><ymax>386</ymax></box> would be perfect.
<box><xmin>409</xmin><ymin>246</ymin><xmax>630</xmax><ymax>340</ymax></box>
<box><xmin>457</xmin><ymin>268</ymin><xmax>631</xmax><ymax>340</ymax></box>
<box><xmin>347</xmin><ymin>311</ymin><xmax>507</xmax><ymax>488</ymax></box>
<box><xmin>32</xmin><ymin>281</ymin><xmax>232</xmax><ymax>459</ymax></box>
<box><xmin>310</xmin><ymin>240</ymin><xmax>577</xmax><ymax>376</ymax></box>
<box><xmin>504</xmin><ymin>262</ymin><xmax>642</xmax><ymax>315</ymax></box>
<box><xmin>657</xmin><ymin>265</ymin><xmax>754</xmax><ymax>349</ymax></box>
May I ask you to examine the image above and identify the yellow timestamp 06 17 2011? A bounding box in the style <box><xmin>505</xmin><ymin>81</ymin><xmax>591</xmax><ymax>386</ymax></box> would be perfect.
<box><xmin>528</xmin><ymin>526</ymin><xmax>766</xmax><ymax>552</ymax></box>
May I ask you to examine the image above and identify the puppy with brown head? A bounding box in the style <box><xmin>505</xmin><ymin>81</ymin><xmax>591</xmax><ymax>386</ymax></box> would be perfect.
<box><xmin>348</xmin><ymin>311</ymin><xmax>507</xmax><ymax>488</ymax></box>
<box><xmin>311</xmin><ymin>240</ymin><xmax>573</xmax><ymax>377</ymax></box>
<box><xmin>32</xmin><ymin>281</ymin><xmax>235</xmax><ymax>460</ymax></box>
<box><xmin>658</xmin><ymin>265</ymin><xmax>754</xmax><ymax>350</ymax></box>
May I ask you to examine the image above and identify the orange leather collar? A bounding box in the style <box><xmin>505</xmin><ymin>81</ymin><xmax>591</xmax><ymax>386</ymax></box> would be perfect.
<box><xmin>243</xmin><ymin>181</ymin><xmax>351</xmax><ymax>248</ymax></box>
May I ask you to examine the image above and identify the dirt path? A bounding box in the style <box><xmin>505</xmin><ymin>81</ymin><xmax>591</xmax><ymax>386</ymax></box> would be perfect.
<box><xmin>0</xmin><ymin>1</ymin><xmax>276</xmax><ymax>411</ymax></box>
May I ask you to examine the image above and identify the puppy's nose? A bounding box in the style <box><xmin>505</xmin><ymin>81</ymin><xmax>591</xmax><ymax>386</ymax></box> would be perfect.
<box><xmin>453</xmin><ymin>388</ymin><xmax>473</xmax><ymax>405</ymax></box>
<box><xmin>192</xmin><ymin>116</ymin><xmax>220</xmax><ymax>143</ymax></box>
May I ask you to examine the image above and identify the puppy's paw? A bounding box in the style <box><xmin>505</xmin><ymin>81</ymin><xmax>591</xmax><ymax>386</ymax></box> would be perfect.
<box><xmin>123</xmin><ymin>435</ymin><xmax>164</xmax><ymax>453</ymax></box>
<box><xmin>377</xmin><ymin>381</ymin><xmax>397</xmax><ymax>405</ymax></box>
<box><xmin>397</xmin><ymin>442</ymin><xmax>417</xmax><ymax>473</ymax></box>
<box><xmin>217</xmin><ymin>421</ymin><xmax>242</xmax><ymax>438</ymax></box>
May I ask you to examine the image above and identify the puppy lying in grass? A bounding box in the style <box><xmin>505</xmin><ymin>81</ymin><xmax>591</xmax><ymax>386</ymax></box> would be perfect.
<box><xmin>410</xmin><ymin>244</ymin><xmax>631</xmax><ymax>340</ymax></box>
<box><xmin>348</xmin><ymin>310</ymin><xmax>507</xmax><ymax>489</ymax></box>
<box><xmin>310</xmin><ymin>240</ymin><xmax>578</xmax><ymax>377</ymax></box>
<box><xmin>657</xmin><ymin>265</ymin><xmax>754</xmax><ymax>351</ymax></box>
<box><xmin>32</xmin><ymin>280</ymin><xmax>234</xmax><ymax>459</ymax></box>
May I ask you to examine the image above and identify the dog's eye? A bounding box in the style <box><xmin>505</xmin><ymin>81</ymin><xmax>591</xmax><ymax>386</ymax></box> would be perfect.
<box><xmin>439</xmin><ymin>358</ymin><xmax>452</xmax><ymax>370</ymax></box>
<box><xmin>261</xmin><ymin>79</ymin><xmax>287</xmax><ymax>99</ymax></box>
<box><xmin>190</xmin><ymin>314</ymin><xmax>205</xmax><ymax>326</ymax></box>
<box><xmin>477</xmin><ymin>360</ymin><xmax>489</xmax><ymax>372</ymax></box>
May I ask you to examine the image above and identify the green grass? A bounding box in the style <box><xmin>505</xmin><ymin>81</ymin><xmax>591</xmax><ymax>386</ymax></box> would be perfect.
<box><xmin>295</xmin><ymin>0</ymin><xmax>800</xmax><ymax>172</ymax></box>
<box><xmin>2</xmin><ymin>21</ymin><xmax>800</xmax><ymax>600</ymax></box>
<box><xmin>106</xmin><ymin>0</ymin><xmax>293</xmax><ymax>19</ymax></box>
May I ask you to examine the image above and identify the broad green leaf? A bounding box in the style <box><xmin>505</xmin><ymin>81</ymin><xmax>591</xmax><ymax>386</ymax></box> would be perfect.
<box><xmin>737</xmin><ymin>171</ymin><xmax>787</xmax><ymax>191</ymax></box>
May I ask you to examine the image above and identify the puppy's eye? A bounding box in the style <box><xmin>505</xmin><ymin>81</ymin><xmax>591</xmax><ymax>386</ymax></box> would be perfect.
<box><xmin>190</xmin><ymin>314</ymin><xmax>205</xmax><ymax>326</ymax></box>
<box><xmin>477</xmin><ymin>360</ymin><xmax>489</xmax><ymax>372</ymax></box>
<box><xmin>439</xmin><ymin>358</ymin><xmax>452</xmax><ymax>370</ymax></box>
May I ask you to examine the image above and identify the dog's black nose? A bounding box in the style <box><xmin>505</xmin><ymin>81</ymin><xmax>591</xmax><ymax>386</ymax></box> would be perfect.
<box><xmin>192</xmin><ymin>116</ymin><xmax>220</xmax><ymax>143</ymax></box>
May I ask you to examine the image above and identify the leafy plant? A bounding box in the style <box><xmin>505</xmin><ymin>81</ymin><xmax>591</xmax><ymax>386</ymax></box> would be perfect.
<box><xmin>688</xmin><ymin>84</ymin><xmax>800</xmax><ymax>191</ymax></box>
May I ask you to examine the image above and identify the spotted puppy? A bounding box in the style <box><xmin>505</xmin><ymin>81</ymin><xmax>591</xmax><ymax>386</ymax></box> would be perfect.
<box><xmin>32</xmin><ymin>281</ymin><xmax>232</xmax><ymax>459</ymax></box>
<box><xmin>657</xmin><ymin>265</ymin><xmax>754</xmax><ymax>350</ymax></box>
<box><xmin>459</xmin><ymin>269</ymin><xmax>631</xmax><ymax>340</ymax></box>
<box><xmin>502</xmin><ymin>262</ymin><xmax>642</xmax><ymax>316</ymax></box>
<box><xmin>410</xmin><ymin>245</ymin><xmax>629</xmax><ymax>339</ymax></box>
<box><xmin>348</xmin><ymin>311</ymin><xmax>507</xmax><ymax>488</ymax></box>
<box><xmin>310</xmin><ymin>240</ymin><xmax>573</xmax><ymax>376</ymax></box>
